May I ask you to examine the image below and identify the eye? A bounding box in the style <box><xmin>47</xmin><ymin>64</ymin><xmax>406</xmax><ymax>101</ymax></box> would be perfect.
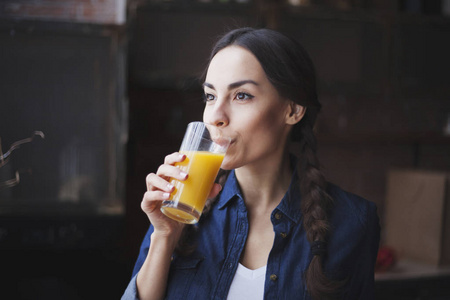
<box><xmin>203</xmin><ymin>93</ymin><xmax>216</xmax><ymax>102</ymax></box>
<box><xmin>235</xmin><ymin>92</ymin><xmax>254</xmax><ymax>101</ymax></box>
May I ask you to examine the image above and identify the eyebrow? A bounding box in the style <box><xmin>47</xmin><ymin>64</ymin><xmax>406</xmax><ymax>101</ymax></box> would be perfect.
<box><xmin>203</xmin><ymin>80</ymin><xmax>259</xmax><ymax>90</ymax></box>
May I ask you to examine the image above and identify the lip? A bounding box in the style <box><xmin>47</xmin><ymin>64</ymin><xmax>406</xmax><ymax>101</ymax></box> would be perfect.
<box><xmin>212</xmin><ymin>137</ymin><xmax>232</xmax><ymax>147</ymax></box>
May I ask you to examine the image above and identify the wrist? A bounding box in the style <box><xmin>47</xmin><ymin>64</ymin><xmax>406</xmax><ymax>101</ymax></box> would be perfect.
<box><xmin>150</xmin><ymin>230</ymin><xmax>180</xmax><ymax>254</ymax></box>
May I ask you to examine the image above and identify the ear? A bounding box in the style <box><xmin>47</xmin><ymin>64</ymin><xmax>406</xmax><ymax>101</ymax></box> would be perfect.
<box><xmin>286</xmin><ymin>102</ymin><xmax>306</xmax><ymax>125</ymax></box>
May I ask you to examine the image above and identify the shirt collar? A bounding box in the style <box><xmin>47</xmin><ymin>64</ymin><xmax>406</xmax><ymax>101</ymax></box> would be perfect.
<box><xmin>217</xmin><ymin>156</ymin><xmax>303</xmax><ymax>224</ymax></box>
<box><xmin>276</xmin><ymin>165</ymin><xmax>303</xmax><ymax>224</ymax></box>
<box><xmin>217</xmin><ymin>170</ymin><xmax>243</xmax><ymax>209</ymax></box>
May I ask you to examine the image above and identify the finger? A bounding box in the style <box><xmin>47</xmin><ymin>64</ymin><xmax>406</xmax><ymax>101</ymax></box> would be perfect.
<box><xmin>145</xmin><ymin>153</ymin><xmax>187</xmax><ymax>191</ymax></box>
<box><xmin>146</xmin><ymin>172</ymin><xmax>175</xmax><ymax>192</ymax></box>
<box><xmin>156</xmin><ymin>164</ymin><xmax>188</xmax><ymax>181</ymax></box>
<box><xmin>208</xmin><ymin>183</ymin><xmax>222</xmax><ymax>199</ymax></box>
<box><xmin>141</xmin><ymin>190</ymin><xmax>170</xmax><ymax>213</ymax></box>
<box><xmin>144</xmin><ymin>200</ymin><xmax>159</xmax><ymax>214</ymax></box>
<box><xmin>164</xmin><ymin>152</ymin><xmax>186</xmax><ymax>165</ymax></box>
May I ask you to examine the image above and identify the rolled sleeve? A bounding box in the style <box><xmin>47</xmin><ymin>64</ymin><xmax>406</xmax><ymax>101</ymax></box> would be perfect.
<box><xmin>121</xmin><ymin>274</ymin><xmax>139</xmax><ymax>300</ymax></box>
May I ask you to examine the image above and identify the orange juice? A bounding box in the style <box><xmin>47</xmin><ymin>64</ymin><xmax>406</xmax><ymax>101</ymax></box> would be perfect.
<box><xmin>161</xmin><ymin>151</ymin><xmax>225</xmax><ymax>224</ymax></box>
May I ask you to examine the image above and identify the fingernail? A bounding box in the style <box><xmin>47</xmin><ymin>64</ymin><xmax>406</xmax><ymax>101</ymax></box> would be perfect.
<box><xmin>163</xmin><ymin>193</ymin><xmax>170</xmax><ymax>199</ymax></box>
<box><xmin>180</xmin><ymin>172</ymin><xmax>188</xmax><ymax>179</ymax></box>
<box><xmin>167</xmin><ymin>183</ymin><xmax>174</xmax><ymax>191</ymax></box>
<box><xmin>179</xmin><ymin>154</ymin><xmax>185</xmax><ymax>160</ymax></box>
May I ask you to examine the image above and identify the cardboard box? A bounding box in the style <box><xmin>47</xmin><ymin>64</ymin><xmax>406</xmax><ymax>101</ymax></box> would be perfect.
<box><xmin>385</xmin><ymin>169</ymin><xmax>450</xmax><ymax>266</ymax></box>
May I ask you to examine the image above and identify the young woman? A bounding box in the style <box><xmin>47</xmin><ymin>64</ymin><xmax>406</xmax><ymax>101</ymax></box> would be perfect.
<box><xmin>122</xmin><ymin>28</ymin><xmax>380</xmax><ymax>300</ymax></box>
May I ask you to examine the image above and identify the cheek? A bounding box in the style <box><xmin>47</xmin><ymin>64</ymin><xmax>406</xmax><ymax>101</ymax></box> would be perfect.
<box><xmin>221</xmin><ymin>107</ymin><xmax>286</xmax><ymax>170</ymax></box>
<box><xmin>238</xmin><ymin>111</ymin><xmax>285</xmax><ymax>153</ymax></box>
<box><xmin>202</xmin><ymin>106</ymin><xmax>210</xmax><ymax>123</ymax></box>
<box><xmin>253</xmin><ymin>106</ymin><xmax>287</xmax><ymax>134</ymax></box>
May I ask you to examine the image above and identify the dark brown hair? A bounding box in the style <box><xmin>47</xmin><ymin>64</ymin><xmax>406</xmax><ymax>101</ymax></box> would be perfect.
<box><xmin>178</xmin><ymin>27</ymin><xmax>343</xmax><ymax>299</ymax></box>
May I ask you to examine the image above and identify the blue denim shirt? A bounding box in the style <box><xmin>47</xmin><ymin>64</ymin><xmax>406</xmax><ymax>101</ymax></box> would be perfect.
<box><xmin>122</xmin><ymin>169</ymin><xmax>380</xmax><ymax>300</ymax></box>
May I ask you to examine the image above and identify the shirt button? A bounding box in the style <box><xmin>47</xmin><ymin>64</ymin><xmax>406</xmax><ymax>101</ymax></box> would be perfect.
<box><xmin>280</xmin><ymin>232</ymin><xmax>287</xmax><ymax>238</ymax></box>
<box><xmin>274</xmin><ymin>213</ymin><xmax>282</xmax><ymax>220</ymax></box>
<box><xmin>270</xmin><ymin>274</ymin><xmax>278</xmax><ymax>281</ymax></box>
<box><xmin>227</xmin><ymin>263</ymin><xmax>233</xmax><ymax>269</ymax></box>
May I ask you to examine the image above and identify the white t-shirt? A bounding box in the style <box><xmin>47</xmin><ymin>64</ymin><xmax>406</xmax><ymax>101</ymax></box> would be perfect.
<box><xmin>226</xmin><ymin>263</ymin><xmax>267</xmax><ymax>300</ymax></box>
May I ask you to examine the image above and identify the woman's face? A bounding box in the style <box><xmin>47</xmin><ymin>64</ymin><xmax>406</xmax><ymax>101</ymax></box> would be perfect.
<box><xmin>203</xmin><ymin>45</ymin><xmax>298</xmax><ymax>170</ymax></box>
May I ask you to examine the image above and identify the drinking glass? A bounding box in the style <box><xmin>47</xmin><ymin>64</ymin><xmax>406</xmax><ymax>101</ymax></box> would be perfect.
<box><xmin>160</xmin><ymin>122</ymin><xmax>230</xmax><ymax>224</ymax></box>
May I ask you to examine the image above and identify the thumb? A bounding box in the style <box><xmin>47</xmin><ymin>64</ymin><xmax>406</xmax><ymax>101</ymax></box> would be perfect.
<box><xmin>208</xmin><ymin>183</ymin><xmax>222</xmax><ymax>199</ymax></box>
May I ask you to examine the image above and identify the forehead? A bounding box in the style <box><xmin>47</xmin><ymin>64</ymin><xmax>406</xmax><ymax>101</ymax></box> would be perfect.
<box><xmin>205</xmin><ymin>46</ymin><xmax>267</xmax><ymax>85</ymax></box>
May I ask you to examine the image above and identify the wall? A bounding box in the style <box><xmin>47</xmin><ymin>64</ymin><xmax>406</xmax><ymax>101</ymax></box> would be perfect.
<box><xmin>125</xmin><ymin>2</ymin><xmax>450</xmax><ymax>250</ymax></box>
<box><xmin>0</xmin><ymin>2</ymin><xmax>129</xmax><ymax>298</ymax></box>
<box><xmin>0</xmin><ymin>0</ymin><xmax>126</xmax><ymax>24</ymax></box>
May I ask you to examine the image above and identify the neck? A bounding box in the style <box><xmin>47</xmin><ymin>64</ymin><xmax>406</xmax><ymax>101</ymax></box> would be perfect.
<box><xmin>235</xmin><ymin>151</ymin><xmax>292</xmax><ymax>212</ymax></box>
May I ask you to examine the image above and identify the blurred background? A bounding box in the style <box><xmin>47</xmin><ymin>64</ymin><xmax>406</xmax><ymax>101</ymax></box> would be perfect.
<box><xmin>0</xmin><ymin>0</ymin><xmax>449</xmax><ymax>299</ymax></box>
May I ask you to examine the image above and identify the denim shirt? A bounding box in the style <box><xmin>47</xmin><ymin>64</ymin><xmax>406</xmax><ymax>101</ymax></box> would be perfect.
<box><xmin>122</xmin><ymin>169</ymin><xmax>380</xmax><ymax>300</ymax></box>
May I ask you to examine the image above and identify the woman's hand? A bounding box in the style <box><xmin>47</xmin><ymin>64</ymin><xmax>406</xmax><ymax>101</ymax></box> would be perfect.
<box><xmin>141</xmin><ymin>152</ymin><xmax>223</xmax><ymax>242</ymax></box>
<box><xmin>142</xmin><ymin>152</ymin><xmax>186</xmax><ymax>241</ymax></box>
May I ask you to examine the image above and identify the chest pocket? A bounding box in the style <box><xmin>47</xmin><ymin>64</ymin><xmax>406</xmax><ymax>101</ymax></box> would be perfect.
<box><xmin>165</xmin><ymin>256</ymin><xmax>204</xmax><ymax>300</ymax></box>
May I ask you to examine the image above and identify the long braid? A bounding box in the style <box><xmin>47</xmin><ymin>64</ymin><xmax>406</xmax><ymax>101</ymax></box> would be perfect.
<box><xmin>299</xmin><ymin>119</ymin><xmax>332</xmax><ymax>243</ymax></box>
<box><xmin>298</xmin><ymin>116</ymin><xmax>344</xmax><ymax>299</ymax></box>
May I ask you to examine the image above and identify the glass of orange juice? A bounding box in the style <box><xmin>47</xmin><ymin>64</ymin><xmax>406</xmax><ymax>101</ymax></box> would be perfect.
<box><xmin>160</xmin><ymin>122</ymin><xmax>230</xmax><ymax>224</ymax></box>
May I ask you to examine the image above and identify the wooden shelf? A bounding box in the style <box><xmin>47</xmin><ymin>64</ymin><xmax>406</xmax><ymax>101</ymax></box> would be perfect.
<box><xmin>376</xmin><ymin>259</ymin><xmax>450</xmax><ymax>282</ymax></box>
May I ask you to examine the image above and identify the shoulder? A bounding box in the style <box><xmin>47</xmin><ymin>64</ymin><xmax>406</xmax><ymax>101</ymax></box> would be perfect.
<box><xmin>325</xmin><ymin>182</ymin><xmax>380</xmax><ymax>254</ymax></box>
<box><xmin>326</xmin><ymin>182</ymin><xmax>378</xmax><ymax>228</ymax></box>
<box><xmin>325</xmin><ymin>183</ymin><xmax>380</xmax><ymax>274</ymax></box>
<box><xmin>324</xmin><ymin>184</ymin><xmax>381</xmax><ymax>293</ymax></box>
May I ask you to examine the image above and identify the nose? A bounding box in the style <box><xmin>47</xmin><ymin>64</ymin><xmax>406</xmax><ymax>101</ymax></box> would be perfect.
<box><xmin>204</xmin><ymin>99</ymin><xmax>229</xmax><ymax>128</ymax></box>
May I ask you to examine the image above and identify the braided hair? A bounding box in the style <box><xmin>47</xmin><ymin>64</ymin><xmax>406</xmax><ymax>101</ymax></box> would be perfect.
<box><xmin>178</xmin><ymin>27</ymin><xmax>343</xmax><ymax>299</ymax></box>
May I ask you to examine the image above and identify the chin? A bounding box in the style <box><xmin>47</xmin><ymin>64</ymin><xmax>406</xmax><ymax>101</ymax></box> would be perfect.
<box><xmin>220</xmin><ymin>163</ymin><xmax>233</xmax><ymax>171</ymax></box>
<box><xmin>220</xmin><ymin>155</ymin><xmax>245</xmax><ymax>171</ymax></box>
<box><xmin>220</xmin><ymin>157</ymin><xmax>236</xmax><ymax>171</ymax></box>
